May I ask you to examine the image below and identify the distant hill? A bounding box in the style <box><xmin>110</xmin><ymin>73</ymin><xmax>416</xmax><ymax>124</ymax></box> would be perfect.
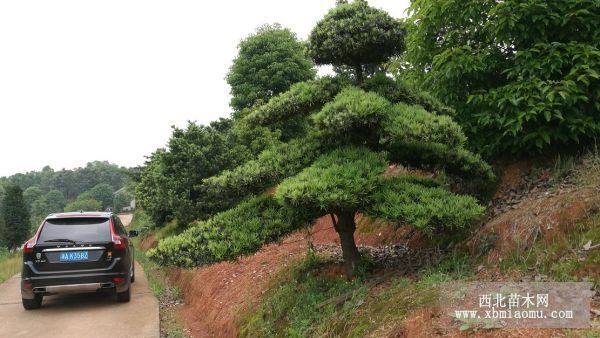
<box><xmin>0</xmin><ymin>161</ymin><xmax>133</xmax><ymax>231</ymax></box>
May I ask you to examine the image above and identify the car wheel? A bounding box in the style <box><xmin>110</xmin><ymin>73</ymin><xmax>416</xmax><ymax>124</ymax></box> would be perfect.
<box><xmin>22</xmin><ymin>294</ymin><xmax>43</xmax><ymax>310</ymax></box>
<box><xmin>130</xmin><ymin>265</ymin><xmax>135</xmax><ymax>284</ymax></box>
<box><xmin>116</xmin><ymin>285</ymin><xmax>131</xmax><ymax>302</ymax></box>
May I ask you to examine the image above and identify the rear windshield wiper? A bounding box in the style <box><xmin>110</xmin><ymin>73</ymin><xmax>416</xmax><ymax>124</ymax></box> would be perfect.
<box><xmin>43</xmin><ymin>238</ymin><xmax>78</xmax><ymax>244</ymax></box>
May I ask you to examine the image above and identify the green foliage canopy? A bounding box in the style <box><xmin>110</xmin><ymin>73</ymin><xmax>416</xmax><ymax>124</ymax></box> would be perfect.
<box><xmin>64</xmin><ymin>198</ymin><xmax>102</xmax><ymax>212</ymax></box>
<box><xmin>29</xmin><ymin>189</ymin><xmax>68</xmax><ymax>227</ymax></box>
<box><xmin>135</xmin><ymin>119</ymin><xmax>279</xmax><ymax>225</ymax></box>
<box><xmin>244</xmin><ymin>76</ymin><xmax>349</xmax><ymax>126</ymax></box>
<box><xmin>44</xmin><ymin>190</ymin><xmax>66</xmax><ymax>214</ymax></box>
<box><xmin>0</xmin><ymin>185</ymin><xmax>30</xmax><ymax>248</ymax></box>
<box><xmin>275</xmin><ymin>147</ymin><xmax>386</xmax><ymax>212</ymax></box>
<box><xmin>147</xmin><ymin>195</ymin><xmax>314</xmax><ymax>267</ymax></box>
<box><xmin>308</xmin><ymin>0</ymin><xmax>404</xmax><ymax>83</ymax></box>
<box><xmin>405</xmin><ymin>0</ymin><xmax>600</xmax><ymax>155</ymax></box>
<box><xmin>227</xmin><ymin>24</ymin><xmax>316</xmax><ymax>112</ymax></box>
<box><xmin>136</xmin><ymin>149</ymin><xmax>172</xmax><ymax>224</ymax></box>
<box><xmin>0</xmin><ymin>161</ymin><xmax>128</xmax><ymax>200</ymax></box>
<box><xmin>79</xmin><ymin>183</ymin><xmax>114</xmax><ymax>210</ymax></box>
<box><xmin>23</xmin><ymin>186</ymin><xmax>43</xmax><ymax>210</ymax></box>
<box><xmin>149</xmin><ymin>0</ymin><xmax>494</xmax><ymax>277</ymax></box>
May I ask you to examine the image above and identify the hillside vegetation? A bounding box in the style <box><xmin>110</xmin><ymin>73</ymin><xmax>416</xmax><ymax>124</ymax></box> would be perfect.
<box><xmin>127</xmin><ymin>0</ymin><xmax>599</xmax><ymax>336</ymax></box>
<box><xmin>239</xmin><ymin>152</ymin><xmax>600</xmax><ymax>337</ymax></box>
<box><xmin>133</xmin><ymin>151</ymin><xmax>600</xmax><ymax>336</ymax></box>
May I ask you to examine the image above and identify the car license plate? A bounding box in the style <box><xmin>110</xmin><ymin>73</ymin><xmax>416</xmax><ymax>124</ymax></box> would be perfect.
<box><xmin>59</xmin><ymin>251</ymin><xmax>89</xmax><ymax>262</ymax></box>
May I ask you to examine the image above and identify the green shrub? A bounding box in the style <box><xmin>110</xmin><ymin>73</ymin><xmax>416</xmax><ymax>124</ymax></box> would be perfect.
<box><xmin>312</xmin><ymin>87</ymin><xmax>392</xmax><ymax>140</ymax></box>
<box><xmin>227</xmin><ymin>24</ymin><xmax>316</xmax><ymax>112</ymax></box>
<box><xmin>275</xmin><ymin>147</ymin><xmax>386</xmax><ymax>212</ymax></box>
<box><xmin>147</xmin><ymin>195</ymin><xmax>314</xmax><ymax>267</ymax></box>
<box><xmin>406</xmin><ymin>0</ymin><xmax>600</xmax><ymax>155</ymax></box>
<box><xmin>362</xmin><ymin>73</ymin><xmax>454</xmax><ymax>115</ymax></box>
<box><xmin>307</xmin><ymin>0</ymin><xmax>404</xmax><ymax>84</ymax></box>
<box><xmin>244</xmin><ymin>76</ymin><xmax>348</xmax><ymax>126</ymax></box>
<box><xmin>368</xmin><ymin>176</ymin><xmax>485</xmax><ymax>232</ymax></box>
<box><xmin>382</xmin><ymin>103</ymin><xmax>466</xmax><ymax>148</ymax></box>
<box><xmin>469</xmin><ymin>42</ymin><xmax>600</xmax><ymax>153</ymax></box>
<box><xmin>201</xmin><ymin>138</ymin><xmax>322</xmax><ymax>207</ymax></box>
<box><xmin>135</xmin><ymin>149</ymin><xmax>173</xmax><ymax>225</ymax></box>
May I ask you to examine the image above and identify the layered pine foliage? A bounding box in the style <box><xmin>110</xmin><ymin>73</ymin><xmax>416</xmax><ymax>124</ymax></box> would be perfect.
<box><xmin>144</xmin><ymin>1</ymin><xmax>496</xmax><ymax>276</ymax></box>
<box><xmin>149</xmin><ymin>75</ymin><xmax>494</xmax><ymax>268</ymax></box>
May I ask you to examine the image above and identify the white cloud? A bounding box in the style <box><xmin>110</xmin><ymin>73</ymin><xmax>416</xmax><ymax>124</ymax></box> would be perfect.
<box><xmin>0</xmin><ymin>0</ymin><xmax>410</xmax><ymax>176</ymax></box>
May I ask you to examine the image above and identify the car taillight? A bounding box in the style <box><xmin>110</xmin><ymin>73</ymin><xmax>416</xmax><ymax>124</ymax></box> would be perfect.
<box><xmin>109</xmin><ymin>218</ymin><xmax>127</xmax><ymax>251</ymax></box>
<box><xmin>112</xmin><ymin>277</ymin><xmax>125</xmax><ymax>284</ymax></box>
<box><xmin>23</xmin><ymin>239</ymin><xmax>35</xmax><ymax>253</ymax></box>
<box><xmin>23</xmin><ymin>221</ymin><xmax>45</xmax><ymax>253</ymax></box>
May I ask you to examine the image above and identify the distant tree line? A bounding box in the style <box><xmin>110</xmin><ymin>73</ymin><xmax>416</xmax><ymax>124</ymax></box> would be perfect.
<box><xmin>0</xmin><ymin>161</ymin><xmax>133</xmax><ymax>248</ymax></box>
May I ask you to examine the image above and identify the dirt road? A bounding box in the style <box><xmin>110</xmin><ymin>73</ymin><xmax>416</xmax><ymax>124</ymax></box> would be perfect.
<box><xmin>0</xmin><ymin>214</ymin><xmax>159</xmax><ymax>338</ymax></box>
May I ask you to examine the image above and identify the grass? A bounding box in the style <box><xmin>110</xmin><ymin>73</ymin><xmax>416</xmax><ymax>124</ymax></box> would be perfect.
<box><xmin>239</xmin><ymin>252</ymin><xmax>366</xmax><ymax>337</ymax></box>
<box><xmin>550</xmin><ymin>154</ymin><xmax>578</xmax><ymax>185</ymax></box>
<box><xmin>500</xmin><ymin>211</ymin><xmax>600</xmax><ymax>290</ymax></box>
<box><xmin>0</xmin><ymin>250</ymin><xmax>21</xmax><ymax>283</ymax></box>
<box><xmin>130</xmin><ymin>209</ymin><xmax>189</xmax><ymax>338</ymax></box>
<box><xmin>497</xmin><ymin>212</ymin><xmax>600</xmax><ymax>336</ymax></box>
<box><xmin>239</xmin><ymin>205</ymin><xmax>600</xmax><ymax>337</ymax></box>
<box><xmin>238</xmin><ymin>249</ymin><xmax>470</xmax><ymax>337</ymax></box>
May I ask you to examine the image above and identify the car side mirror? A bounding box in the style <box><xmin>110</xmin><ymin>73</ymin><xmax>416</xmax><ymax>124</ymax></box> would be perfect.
<box><xmin>128</xmin><ymin>230</ymin><xmax>139</xmax><ymax>238</ymax></box>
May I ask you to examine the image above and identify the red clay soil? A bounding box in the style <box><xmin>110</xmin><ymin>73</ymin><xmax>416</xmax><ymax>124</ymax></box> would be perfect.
<box><xmin>168</xmin><ymin>231</ymin><xmax>306</xmax><ymax>338</ymax></box>
<box><xmin>166</xmin><ymin>214</ymin><xmax>410</xmax><ymax>338</ymax></box>
<box><xmin>469</xmin><ymin>184</ymin><xmax>600</xmax><ymax>264</ymax></box>
<box><xmin>160</xmin><ymin>161</ymin><xmax>600</xmax><ymax>337</ymax></box>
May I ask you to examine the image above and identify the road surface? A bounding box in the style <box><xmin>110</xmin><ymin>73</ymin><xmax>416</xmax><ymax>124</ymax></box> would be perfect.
<box><xmin>0</xmin><ymin>214</ymin><xmax>159</xmax><ymax>338</ymax></box>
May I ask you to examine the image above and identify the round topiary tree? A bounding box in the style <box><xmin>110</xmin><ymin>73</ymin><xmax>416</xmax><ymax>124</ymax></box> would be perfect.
<box><xmin>149</xmin><ymin>0</ymin><xmax>494</xmax><ymax>278</ymax></box>
<box><xmin>308</xmin><ymin>0</ymin><xmax>404</xmax><ymax>84</ymax></box>
<box><xmin>227</xmin><ymin>24</ymin><xmax>316</xmax><ymax>112</ymax></box>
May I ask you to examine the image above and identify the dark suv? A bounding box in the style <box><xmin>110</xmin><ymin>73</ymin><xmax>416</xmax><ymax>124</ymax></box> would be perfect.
<box><xmin>21</xmin><ymin>212</ymin><xmax>138</xmax><ymax>309</ymax></box>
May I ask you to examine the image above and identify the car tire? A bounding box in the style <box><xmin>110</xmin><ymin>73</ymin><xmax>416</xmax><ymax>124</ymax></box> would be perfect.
<box><xmin>116</xmin><ymin>285</ymin><xmax>131</xmax><ymax>302</ymax></box>
<box><xmin>22</xmin><ymin>294</ymin><xmax>43</xmax><ymax>310</ymax></box>
<box><xmin>130</xmin><ymin>265</ymin><xmax>135</xmax><ymax>284</ymax></box>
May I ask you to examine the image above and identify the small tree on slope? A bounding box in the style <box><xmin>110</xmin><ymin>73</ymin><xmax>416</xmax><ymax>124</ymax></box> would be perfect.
<box><xmin>1</xmin><ymin>185</ymin><xmax>30</xmax><ymax>249</ymax></box>
<box><xmin>149</xmin><ymin>0</ymin><xmax>494</xmax><ymax>278</ymax></box>
<box><xmin>227</xmin><ymin>24</ymin><xmax>316</xmax><ymax>112</ymax></box>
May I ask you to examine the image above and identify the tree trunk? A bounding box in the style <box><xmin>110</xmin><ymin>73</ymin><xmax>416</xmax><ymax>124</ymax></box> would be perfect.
<box><xmin>354</xmin><ymin>64</ymin><xmax>364</xmax><ymax>85</ymax></box>
<box><xmin>333</xmin><ymin>211</ymin><xmax>360</xmax><ymax>278</ymax></box>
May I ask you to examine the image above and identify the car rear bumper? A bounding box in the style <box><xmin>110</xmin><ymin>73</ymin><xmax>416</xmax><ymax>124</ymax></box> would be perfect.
<box><xmin>21</xmin><ymin>261</ymin><xmax>130</xmax><ymax>299</ymax></box>
<box><xmin>35</xmin><ymin>282</ymin><xmax>115</xmax><ymax>294</ymax></box>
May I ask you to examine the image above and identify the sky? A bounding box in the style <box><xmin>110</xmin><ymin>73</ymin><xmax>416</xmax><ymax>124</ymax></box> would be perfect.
<box><xmin>0</xmin><ymin>0</ymin><xmax>410</xmax><ymax>177</ymax></box>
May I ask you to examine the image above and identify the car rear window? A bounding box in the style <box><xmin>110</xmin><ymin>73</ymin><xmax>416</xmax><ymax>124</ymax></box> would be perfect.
<box><xmin>38</xmin><ymin>217</ymin><xmax>111</xmax><ymax>243</ymax></box>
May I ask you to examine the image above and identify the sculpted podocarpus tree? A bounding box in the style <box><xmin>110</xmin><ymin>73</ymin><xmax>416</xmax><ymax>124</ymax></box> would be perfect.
<box><xmin>308</xmin><ymin>0</ymin><xmax>404</xmax><ymax>84</ymax></box>
<box><xmin>149</xmin><ymin>0</ymin><xmax>494</xmax><ymax>278</ymax></box>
